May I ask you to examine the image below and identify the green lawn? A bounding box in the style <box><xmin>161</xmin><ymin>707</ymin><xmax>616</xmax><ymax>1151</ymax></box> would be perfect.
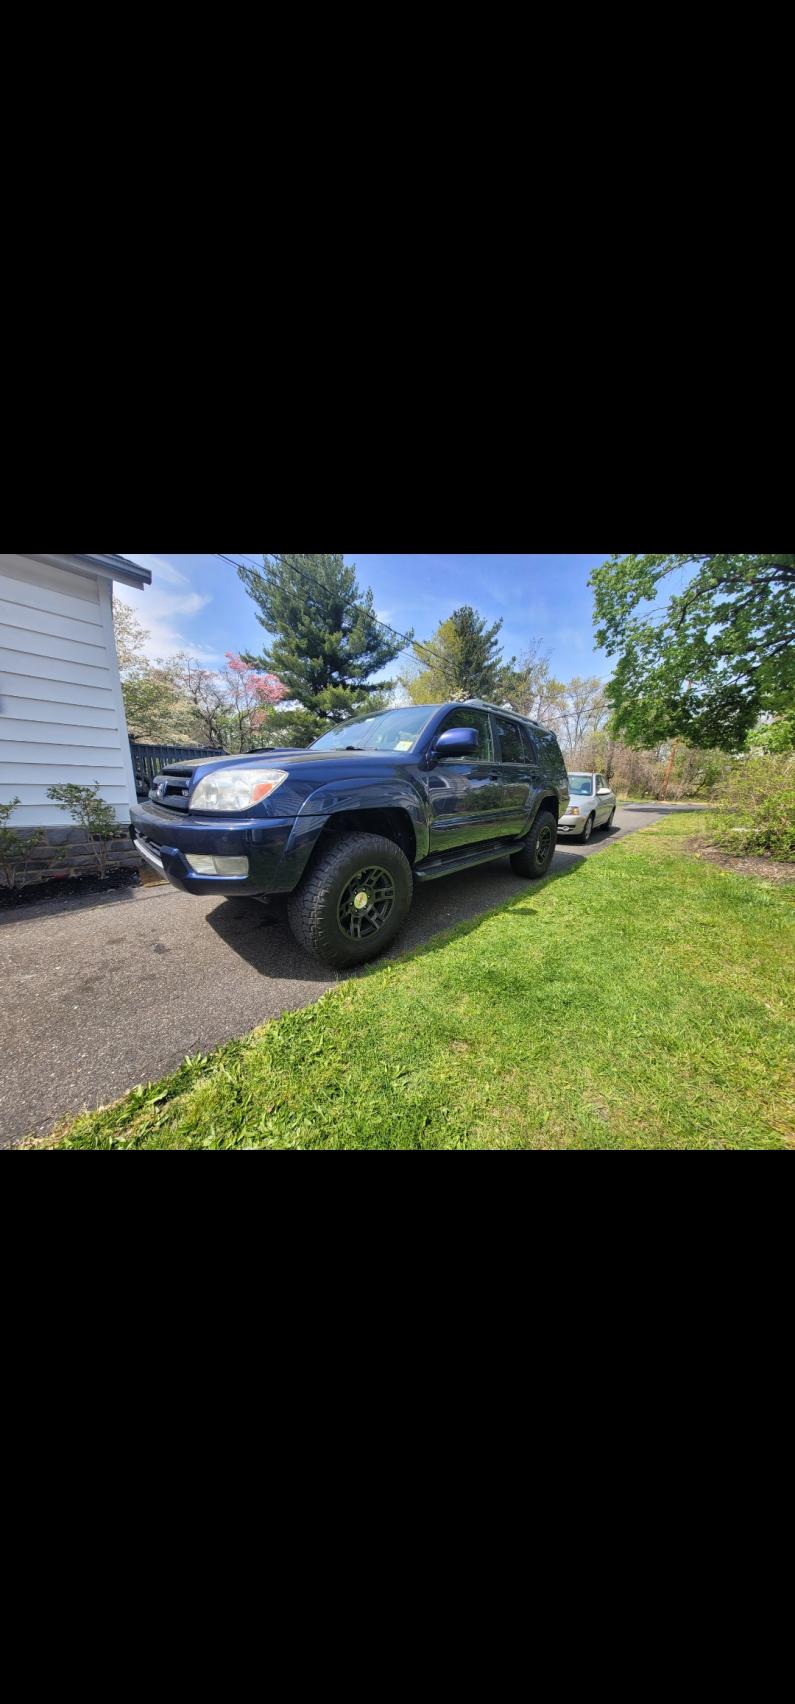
<box><xmin>51</xmin><ymin>816</ymin><xmax>794</xmax><ymax>1150</ymax></box>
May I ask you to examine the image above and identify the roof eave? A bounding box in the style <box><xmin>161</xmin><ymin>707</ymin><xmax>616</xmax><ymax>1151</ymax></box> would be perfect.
<box><xmin>23</xmin><ymin>553</ymin><xmax>152</xmax><ymax>590</ymax></box>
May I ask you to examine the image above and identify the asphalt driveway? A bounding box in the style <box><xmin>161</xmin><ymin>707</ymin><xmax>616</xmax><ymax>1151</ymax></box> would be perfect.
<box><xmin>0</xmin><ymin>806</ymin><xmax>700</xmax><ymax>1145</ymax></box>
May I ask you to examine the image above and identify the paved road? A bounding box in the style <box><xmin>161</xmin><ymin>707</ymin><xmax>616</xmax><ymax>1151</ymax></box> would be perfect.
<box><xmin>0</xmin><ymin>806</ymin><xmax>701</xmax><ymax>1146</ymax></box>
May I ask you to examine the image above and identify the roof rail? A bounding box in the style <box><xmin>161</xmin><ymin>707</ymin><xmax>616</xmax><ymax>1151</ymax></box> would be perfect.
<box><xmin>460</xmin><ymin>697</ymin><xmax>542</xmax><ymax>726</ymax></box>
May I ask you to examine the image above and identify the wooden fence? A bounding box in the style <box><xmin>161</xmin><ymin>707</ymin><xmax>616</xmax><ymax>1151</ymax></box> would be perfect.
<box><xmin>129</xmin><ymin>741</ymin><xmax>224</xmax><ymax>800</ymax></box>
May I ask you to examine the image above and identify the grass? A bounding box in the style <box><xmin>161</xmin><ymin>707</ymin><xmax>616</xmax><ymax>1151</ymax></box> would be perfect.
<box><xmin>49</xmin><ymin>816</ymin><xmax>794</xmax><ymax>1150</ymax></box>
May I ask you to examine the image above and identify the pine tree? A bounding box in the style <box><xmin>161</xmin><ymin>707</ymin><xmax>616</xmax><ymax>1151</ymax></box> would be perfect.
<box><xmin>238</xmin><ymin>554</ymin><xmax>407</xmax><ymax>745</ymax></box>
<box><xmin>402</xmin><ymin>605</ymin><xmax>514</xmax><ymax>705</ymax></box>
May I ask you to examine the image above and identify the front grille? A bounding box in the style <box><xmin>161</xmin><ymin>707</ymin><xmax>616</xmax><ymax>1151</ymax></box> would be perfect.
<box><xmin>149</xmin><ymin>764</ymin><xmax>199</xmax><ymax>811</ymax></box>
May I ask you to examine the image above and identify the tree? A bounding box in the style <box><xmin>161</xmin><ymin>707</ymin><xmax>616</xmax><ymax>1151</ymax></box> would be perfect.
<box><xmin>114</xmin><ymin>595</ymin><xmax>287</xmax><ymax>752</ymax></box>
<box><xmin>556</xmin><ymin>676</ymin><xmax>610</xmax><ymax>758</ymax></box>
<box><xmin>166</xmin><ymin>653</ymin><xmax>286</xmax><ymax>753</ymax></box>
<box><xmin>223</xmin><ymin>654</ymin><xmax>288</xmax><ymax>751</ymax></box>
<box><xmin>113</xmin><ymin>598</ymin><xmax>192</xmax><ymax>742</ymax></box>
<box><xmin>591</xmin><ymin>553</ymin><xmax>795</xmax><ymax>748</ymax></box>
<box><xmin>402</xmin><ymin>606</ymin><xmax>515</xmax><ymax>705</ymax></box>
<box><xmin>746</xmin><ymin>710</ymin><xmax>795</xmax><ymax>754</ymax></box>
<box><xmin>238</xmin><ymin>554</ymin><xmax>404</xmax><ymax>744</ymax></box>
<box><xmin>504</xmin><ymin>640</ymin><xmax>567</xmax><ymax>724</ymax></box>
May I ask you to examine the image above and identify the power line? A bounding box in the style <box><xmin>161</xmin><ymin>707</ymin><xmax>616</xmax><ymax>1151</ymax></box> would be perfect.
<box><xmin>216</xmin><ymin>551</ymin><xmax>454</xmax><ymax>679</ymax></box>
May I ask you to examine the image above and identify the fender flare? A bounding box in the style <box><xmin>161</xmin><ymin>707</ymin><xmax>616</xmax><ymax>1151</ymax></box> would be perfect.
<box><xmin>287</xmin><ymin>777</ymin><xmax>431</xmax><ymax>862</ymax></box>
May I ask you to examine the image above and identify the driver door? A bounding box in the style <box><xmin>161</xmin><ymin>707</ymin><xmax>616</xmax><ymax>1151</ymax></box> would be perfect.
<box><xmin>595</xmin><ymin>775</ymin><xmax>614</xmax><ymax>823</ymax></box>
<box><xmin>427</xmin><ymin>709</ymin><xmax>504</xmax><ymax>850</ymax></box>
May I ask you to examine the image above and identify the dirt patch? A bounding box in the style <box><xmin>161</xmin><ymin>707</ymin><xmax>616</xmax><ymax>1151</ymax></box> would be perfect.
<box><xmin>138</xmin><ymin>863</ymin><xmax>166</xmax><ymax>888</ymax></box>
<box><xmin>0</xmin><ymin>866</ymin><xmax>141</xmax><ymax>911</ymax></box>
<box><xmin>690</xmin><ymin>837</ymin><xmax>795</xmax><ymax>884</ymax></box>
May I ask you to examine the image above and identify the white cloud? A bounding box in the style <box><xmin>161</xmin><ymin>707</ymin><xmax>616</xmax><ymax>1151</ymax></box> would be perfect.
<box><xmin>115</xmin><ymin>581</ymin><xmax>218</xmax><ymax>663</ymax></box>
<box><xmin>116</xmin><ymin>554</ymin><xmax>222</xmax><ymax>658</ymax></box>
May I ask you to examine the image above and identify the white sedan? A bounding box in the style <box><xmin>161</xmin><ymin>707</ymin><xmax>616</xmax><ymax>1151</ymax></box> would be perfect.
<box><xmin>558</xmin><ymin>773</ymin><xmax>617</xmax><ymax>842</ymax></box>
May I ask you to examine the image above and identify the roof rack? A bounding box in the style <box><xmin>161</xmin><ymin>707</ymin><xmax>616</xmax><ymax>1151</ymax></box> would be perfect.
<box><xmin>460</xmin><ymin>697</ymin><xmax>543</xmax><ymax>727</ymax></box>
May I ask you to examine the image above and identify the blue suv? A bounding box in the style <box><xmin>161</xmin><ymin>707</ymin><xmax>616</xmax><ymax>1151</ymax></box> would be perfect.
<box><xmin>131</xmin><ymin>700</ymin><xmax>568</xmax><ymax>967</ymax></box>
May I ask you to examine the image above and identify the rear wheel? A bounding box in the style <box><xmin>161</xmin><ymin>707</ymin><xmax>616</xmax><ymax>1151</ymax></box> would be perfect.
<box><xmin>287</xmin><ymin>832</ymin><xmax>413</xmax><ymax>967</ymax></box>
<box><xmin>604</xmin><ymin>808</ymin><xmax>616</xmax><ymax>831</ymax></box>
<box><xmin>510</xmin><ymin>810</ymin><xmax>558</xmax><ymax>879</ymax></box>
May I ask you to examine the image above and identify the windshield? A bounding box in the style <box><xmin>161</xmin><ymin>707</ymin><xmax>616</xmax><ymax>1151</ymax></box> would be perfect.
<box><xmin>567</xmin><ymin>774</ymin><xmax>593</xmax><ymax>796</ymax></box>
<box><xmin>311</xmin><ymin>706</ymin><xmax>435</xmax><ymax>754</ymax></box>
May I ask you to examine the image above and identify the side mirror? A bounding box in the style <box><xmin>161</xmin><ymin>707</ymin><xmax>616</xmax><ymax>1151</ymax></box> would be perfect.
<box><xmin>432</xmin><ymin>727</ymin><xmax>479</xmax><ymax>759</ymax></box>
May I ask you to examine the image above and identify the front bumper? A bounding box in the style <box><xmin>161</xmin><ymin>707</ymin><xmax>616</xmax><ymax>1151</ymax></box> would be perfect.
<box><xmin>558</xmin><ymin>818</ymin><xmax>586</xmax><ymax>836</ymax></box>
<box><xmin>130</xmin><ymin>801</ymin><xmax>317</xmax><ymax>897</ymax></box>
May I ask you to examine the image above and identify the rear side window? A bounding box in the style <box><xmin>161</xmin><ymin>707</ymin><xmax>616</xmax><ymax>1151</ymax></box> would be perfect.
<box><xmin>437</xmin><ymin>707</ymin><xmax>493</xmax><ymax>762</ymax></box>
<box><xmin>521</xmin><ymin>726</ymin><xmax>538</xmax><ymax>763</ymax></box>
<box><xmin>495</xmin><ymin>716</ymin><xmax>526</xmax><ymax>763</ymax></box>
<box><xmin>536</xmin><ymin>728</ymin><xmax>568</xmax><ymax>781</ymax></box>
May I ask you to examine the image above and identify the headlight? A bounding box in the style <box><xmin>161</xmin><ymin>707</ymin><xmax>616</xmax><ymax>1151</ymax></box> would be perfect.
<box><xmin>568</xmin><ymin>806</ymin><xmax>580</xmax><ymax>817</ymax></box>
<box><xmin>190</xmin><ymin>768</ymin><xmax>288</xmax><ymax>813</ymax></box>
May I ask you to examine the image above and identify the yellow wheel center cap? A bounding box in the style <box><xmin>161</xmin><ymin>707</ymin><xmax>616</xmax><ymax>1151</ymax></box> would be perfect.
<box><xmin>353</xmin><ymin>890</ymin><xmax>369</xmax><ymax>911</ymax></box>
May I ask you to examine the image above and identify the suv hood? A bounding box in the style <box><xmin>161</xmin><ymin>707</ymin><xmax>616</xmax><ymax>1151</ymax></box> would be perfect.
<box><xmin>148</xmin><ymin>746</ymin><xmax>415</xmax><ymax>810</ymax></box>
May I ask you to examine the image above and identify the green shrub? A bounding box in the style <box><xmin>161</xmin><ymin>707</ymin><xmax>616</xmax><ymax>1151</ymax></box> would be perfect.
<box><xmin>709</xmin><ymin>755</ymin><xmax>795</xmax><ymax>862</ymax></box>
<box><xmin>47</xmin><ymin>783</ymin><xmax>120</xmax><ymax>877</ymax></box>
<box><xmin>746</xmin><ymin>712</ymin><xmax>795</xmax><ymax>754</ymax></box>
<box><xmin>0</xmin><ymin>799</ymin><xmax>44</xmax><ymax>889</ymax></box>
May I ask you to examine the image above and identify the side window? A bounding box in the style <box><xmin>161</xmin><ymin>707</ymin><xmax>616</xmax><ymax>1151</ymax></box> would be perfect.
<box><xmin>535</xmin><ymin>728</ymin><xmax>568</xmax><ymax>781</ymax></box>
<box><xmin>437</xmin><ymin>708</ymin><xmax>493</xmax><ymax>762</ymax></box>
<box><xmin>495</xmin><ymin>716</ymin><xmax>526</xmax><ymax>763</ymax></box>
<box><xmin>597</xmin><ymin>775</ymin><xmax>607</xmax><ymax>791</ymax></box>
<box><xmin>521</xmin><ymin>726</ymin><xmax>538</xmax><ymax>764</ymax></box>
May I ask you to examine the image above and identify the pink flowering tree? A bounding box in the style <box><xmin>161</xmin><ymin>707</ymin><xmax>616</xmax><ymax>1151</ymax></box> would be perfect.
<box><xmin>166</xmin><ymin>652</ymin><xmax>287</xmax><ymax>752</ymax></box>
<box><xmin>224</xmin><ymin>653</ymin><xmax>287</xmax><ymax>750</ymax></box>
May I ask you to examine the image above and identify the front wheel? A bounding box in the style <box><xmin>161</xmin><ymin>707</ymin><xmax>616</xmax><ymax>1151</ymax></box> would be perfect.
<box><xmin>287</xmin><ymin>832</ymin><xmax>413</xmax><ymax>967</ymax></box>
<box><xmin>510</xmin><ymin>810</ymin><xmax>558</xmax><ymax>879</ymax></box>
<box><xmin>582</xmin><ymin>814</ymin><xmax>595</xmax><ymax>843</ymax></box>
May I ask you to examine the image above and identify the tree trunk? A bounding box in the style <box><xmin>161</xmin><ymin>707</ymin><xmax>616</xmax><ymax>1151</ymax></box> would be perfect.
<box><xmin>659</xmin><ymin>744</ymin><xmax>678</xmax><ymax>801</ymax></box>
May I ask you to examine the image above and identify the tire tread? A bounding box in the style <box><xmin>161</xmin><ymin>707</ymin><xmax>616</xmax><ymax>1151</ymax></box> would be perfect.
<box><xmin>288</xmin><ymin>831</ymin><xmax>412</xmax><ymax>967</ymax></box>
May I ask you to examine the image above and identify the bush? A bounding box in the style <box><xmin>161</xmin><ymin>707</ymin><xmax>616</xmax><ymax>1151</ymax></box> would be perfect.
<box><xmin>0</xmin><ymin>799</ymin><xmax>44</xmax><ymax>889</ymax></box>
<box><xmin>746</xmin><ymin>712</ymin><xmax>795</xmax><ymax>754</ymax></box>
<box><xmin>709</xmin><ymin>755</ymin><xmax>795</xmax><ymax>862</ymax></box>
<box><xmin>47</xmin><ymin>783</ymin><xmax>120</xmax><ymax>877</ymax></box>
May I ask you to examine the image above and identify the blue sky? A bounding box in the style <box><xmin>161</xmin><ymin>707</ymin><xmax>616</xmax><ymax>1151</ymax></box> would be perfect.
<box><xmin>120</xmin><ymin>554</ymin><xmax>611</xmax><ymax>684</ymax></box>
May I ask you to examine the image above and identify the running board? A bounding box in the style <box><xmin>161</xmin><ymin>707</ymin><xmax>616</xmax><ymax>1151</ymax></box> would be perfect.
<box><xmin>414</xmin><ymin>839</ymin><xmax>524</xmax><ymax>882</ymax></box>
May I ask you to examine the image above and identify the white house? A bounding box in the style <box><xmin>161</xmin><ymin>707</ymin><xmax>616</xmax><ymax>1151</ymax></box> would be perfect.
<box><xmin>0</xmin><ymin>553</ymin><xmax>151</xmax><ymax>858</ymax></box>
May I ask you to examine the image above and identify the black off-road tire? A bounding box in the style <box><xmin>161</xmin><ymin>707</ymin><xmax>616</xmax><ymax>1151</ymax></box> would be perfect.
<box><xmin>287</xmin><ymin>832</ymin><xmax>413</xmax><ymax>968</ymax></box>
<box><xmin>510</xmin><ymin>810</ymin><xmax>558</xmax><ymax>879</ymax></box>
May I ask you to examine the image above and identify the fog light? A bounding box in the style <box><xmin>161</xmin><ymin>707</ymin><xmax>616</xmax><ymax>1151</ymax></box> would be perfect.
<box><xmin>186</xmin><ymin>854</ymin><xmax>249</xmax><ymax>876</ymax></box>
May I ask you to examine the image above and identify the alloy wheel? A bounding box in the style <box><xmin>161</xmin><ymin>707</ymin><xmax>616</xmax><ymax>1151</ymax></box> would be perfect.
<box><xmin>535</xmin><ymin>823</ymin><xmax>554</xmax><ymax>866</ymax></box>
<box><xmin>337</xmin><ymin>866</ymin><xmax>397</xmax><ymax>941</ymax></box>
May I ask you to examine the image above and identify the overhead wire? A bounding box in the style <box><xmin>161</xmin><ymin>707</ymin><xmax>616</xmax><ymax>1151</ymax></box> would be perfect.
<box><xmin>216</xmin><ymin>551</ymin><xmax>454</xmax><ymax>680</ymax></box>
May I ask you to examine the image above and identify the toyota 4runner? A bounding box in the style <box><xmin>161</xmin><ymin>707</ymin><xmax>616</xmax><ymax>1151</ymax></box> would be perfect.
<box><xmin>131</xmin><ymin>700</ymin><xmax>568</xmax><ymax>967</ymax></box>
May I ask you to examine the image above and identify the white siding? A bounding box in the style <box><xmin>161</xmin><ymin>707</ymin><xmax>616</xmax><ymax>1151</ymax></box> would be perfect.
<box><xmin>0</xmin><ymin>555</ymin><xmax>136</xmax><ymax>827</ymax></box>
